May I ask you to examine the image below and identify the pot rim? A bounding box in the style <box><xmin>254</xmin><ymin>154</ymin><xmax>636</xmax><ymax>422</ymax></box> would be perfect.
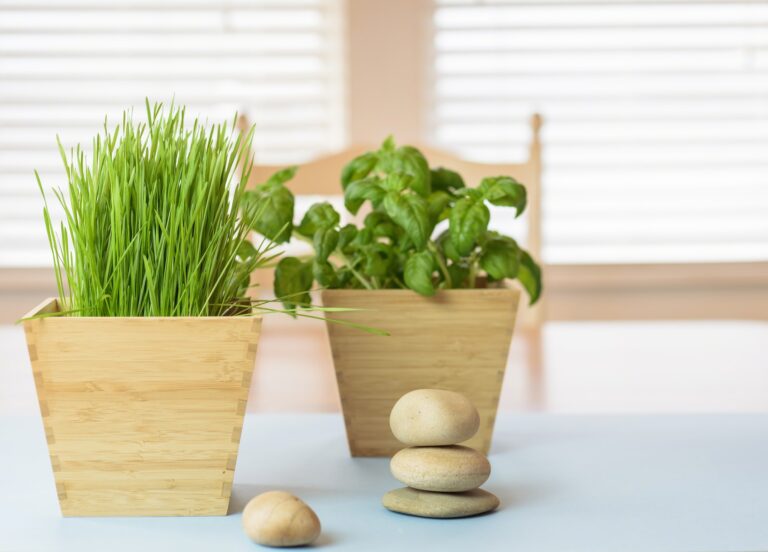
<box><xmin>22</xmin><ymin>297</ymin><xmax>264</xmax><ymax>322</ymax></box>
<box><xmin>320</xmin><ymin>280</ymin><xmax>520</xmax><ymax>297</ymax></box>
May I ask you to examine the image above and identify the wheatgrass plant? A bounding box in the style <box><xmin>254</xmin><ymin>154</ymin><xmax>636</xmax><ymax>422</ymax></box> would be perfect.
<box><xmin>36</xmin><ymin>101</ymin><xmax>275</xmax><ymax>317</ymax></box>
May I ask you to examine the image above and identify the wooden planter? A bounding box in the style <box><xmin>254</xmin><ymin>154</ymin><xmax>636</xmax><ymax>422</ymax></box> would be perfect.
<box><xmin>22</xmin><ymin>298</ymin><xmax>261</xmax><ymax>517</ymax></box>
<box><xmin>322</xmin><ymin>285</ymin><xmax>520</xmax><ymax>457</ymax></box>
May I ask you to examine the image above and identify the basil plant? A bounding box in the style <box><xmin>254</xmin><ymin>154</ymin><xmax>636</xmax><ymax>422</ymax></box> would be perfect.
<box><xmin>244</xmin><ymin>137</ymin><xmax>542</xmax><ymax>311</ymax></box>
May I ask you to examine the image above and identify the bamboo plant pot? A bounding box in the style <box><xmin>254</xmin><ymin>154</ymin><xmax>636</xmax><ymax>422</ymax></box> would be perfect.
<box><xmin>322</xmin><ymin>284</ymin><xmax>520</xmax><ymax>457</ymax></box>
<box><xmin>22</xmin><ymin>298</ymin><xmax>261</xmax><ymax>517</ymax></box>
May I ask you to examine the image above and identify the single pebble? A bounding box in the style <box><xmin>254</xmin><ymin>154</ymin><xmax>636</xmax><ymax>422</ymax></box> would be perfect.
<box><xmin>390</xmin><ymin>445</ymin><xmax>490</xmax><ymax>492</ymax></box>
<box><xmin>383</xmin><ymin>487</ymin><xmax>499</xmax><ymax>518</ymax></box>
<box><xmin>390</xmin><ymin>389</ymin><xmax>480</xmax><ymax>446</ymax></box>
<box><xmin>242</xmin><ymin>491</ymin><xmax>321</xmax><ymax>547</ymax></box>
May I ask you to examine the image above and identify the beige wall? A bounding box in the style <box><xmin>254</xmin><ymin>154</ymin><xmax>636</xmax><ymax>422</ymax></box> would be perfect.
<box><xmin>347</xmin><ymin>0</ymin><xmax>431</xmax><ymax>144</ymax></box>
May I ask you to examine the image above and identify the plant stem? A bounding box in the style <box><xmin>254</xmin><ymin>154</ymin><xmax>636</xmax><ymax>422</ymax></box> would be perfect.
<box><xmin>428</xmin><ymin>241</ymin><xmax>452</xmax><ymax>288</ymax></box>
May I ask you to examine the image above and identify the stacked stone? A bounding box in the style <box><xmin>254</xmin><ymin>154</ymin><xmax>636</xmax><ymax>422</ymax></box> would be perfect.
<box><xmin>382</xmin><ymin>389</ymin><xmax>500</xmax><ymax>518</ymax></box>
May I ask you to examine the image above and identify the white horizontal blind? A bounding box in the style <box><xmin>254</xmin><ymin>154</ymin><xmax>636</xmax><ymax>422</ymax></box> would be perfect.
<box><xmin>430</xmin><ymin>0</ymin><xmax>768</xmax><ymax>264</ymax></box>
<box><xmin>0</xmin><ymin>0</ymin><xmax>345</xmax><ymax>267</ymax></box>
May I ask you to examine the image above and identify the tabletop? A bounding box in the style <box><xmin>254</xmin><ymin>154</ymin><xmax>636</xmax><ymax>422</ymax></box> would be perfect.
<box><xmin>2</xmin><ymin>411</ymin><xmax>768</xmax><ymax>552</ymax></box>
<box><xmin>3</xmin><ymin>319</ymin><xmax>768</xmax><ymax>416</ymax></box>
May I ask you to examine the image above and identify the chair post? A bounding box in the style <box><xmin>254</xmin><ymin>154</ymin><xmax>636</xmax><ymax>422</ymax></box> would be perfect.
<box><xmin>527</xmin><ymin>113</ymin><xmax>543</xmax><ymax>263</ymax></box>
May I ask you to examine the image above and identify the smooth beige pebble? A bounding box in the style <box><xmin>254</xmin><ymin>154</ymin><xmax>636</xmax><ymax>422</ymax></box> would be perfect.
<box><xmin>390</xmin><ymin>445</ymin><xmax>491</xmax><ymax>492</ymax></box>
<box><xmin>242</xmin><ymin>491</ymin><xmax>321</xmax><ymax>547</ymax></box>
<box><xmin>390</xmin><ymin>389</ymin><xmax>480</xmax><ymax>446</ymax></box>
<box><xmin>382</xmin><ymin>487</ymin><xmax>500</xmax><ymax>518</ymax></box>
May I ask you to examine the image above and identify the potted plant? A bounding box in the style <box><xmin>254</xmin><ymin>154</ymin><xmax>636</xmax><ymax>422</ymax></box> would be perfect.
<box><xmin>23</xmin><ymin>102</ymin><xmax>276</xmax><ymax>516</ymax></box>
<box><xmin>257</xmin><ymin>137</ymin><xmax>542</xmax><ymax>457</ymax></box>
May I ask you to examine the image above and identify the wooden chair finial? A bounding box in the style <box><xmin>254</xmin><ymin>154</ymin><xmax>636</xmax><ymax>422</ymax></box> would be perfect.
<box><xmin>530</xmin><ymin>113</ymin><xmax>542</xmax><ymax>136</ymax></box>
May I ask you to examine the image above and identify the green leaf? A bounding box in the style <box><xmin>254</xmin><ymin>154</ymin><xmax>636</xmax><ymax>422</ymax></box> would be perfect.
<box><xmin>338</xmin><ymin>224</ymin><xmax>358</xmax><ymax>253</ymax></box>
<box><xmin>383</xmin><ymin>192</ymin><xmax>430</xmax><ymax>250</ymax></box>
<box><xmin>430</xmin><ymin>167</ymin><xmax>465</xmax><ymax>194</ymax></box>
<box><xmin>446</xmin><ymin>263</ymin><xmax>469</xmax><ymax>288</ymax></box>
<box><xmin>395</xmin><ymin>146</ymin><xmax>431</xmax><ymax>196</ymax></box>
<box><xmin>245</xmin><ymin>182</ymin><xmax>294</xmax><ymax>244</ymax></box>
<box><xmin>427</xmin><ymin>190</ymin><xmax>453</xmax><ymax>226</ymax></box>
<box><xmin>480</xmin><ymin>237</ymin><xmax>520</xmax><ymax>281</ymax></box>
<box><xmin>376</xmin><ymin>138</ymin><xmax>431</xmax><ymax>197</ymax></box>
<box><xmin>266</xmin><ymin>166</ymin><xmax>298</xmax><ymax>187</ymax></box>
<box><xmin>336</xmin><ymin>266</ymin><xmax>354</xmax><ymax>288</ymax></box>
<box><xmin>381</xmin><ymin>173</ymin><xmax>412</xmax><ymax>193</ymax></box>
<box><xmin>297</xmin><ymin>201</ymin><xmax>340</xmax><ymax>238</ymax></box>
<box><xmin>362</xmin><ymin>243</ymin><xmax>393</xmax><ymax>278</ymax></box>
<box><xmin>479</xmin><ymin>176</ymin><xmax>527</xmax><ymax>215</ymax></box>
<box><xmin>436</xmin><ymin>230</ymin><xmax>462</xmax><ymax>262</ymax></box>
<box><xmin>449</xmin><ymin>192</ymin><xmax>490</xmax><ymax>256</ymax></box>
<box><xmin>364</xmin><ymin>211</ymin><xmax>398</xmax><ymax>240</ymax></box>
<box><xmin>274</xmin><ymin>257</ymin><xmax>313</xmax><ymax>311</ymax></box>
<box><xmin>236</xmin><ymin>239</ymin><xmax>257</xmax><ymax>261</ymax></box>
<box><xmin>313</xmin><ymin>259</ymin><xmax>338</xmax><ymax>288</ymax></box>
<box><xmin>313</xmin><ymin>226</ymin><xmax>339</xmax><ymax>261</ymax></box>
<box><xmin>517</xmin><ymin>249</ymin><xmax>543</xmax><ymax>305</ymax></box>
<box><xmin>352</xmin><ymin>227</ymin><xmax>373</xmax><ymax>247</ymax></box>
<box><xmin>404</xmin><ymin>250</ymin><xmax>436</xmax><ymax>296</ymax></box>
<box><xmin>344</xmin><ymin>177</ymin><xmax>385</xmax><ymax>214</ymax></box>
<box><xmin>341</xmin><ymin>152</ymin><xmax>378</xmax><ymax>190</ymax></box>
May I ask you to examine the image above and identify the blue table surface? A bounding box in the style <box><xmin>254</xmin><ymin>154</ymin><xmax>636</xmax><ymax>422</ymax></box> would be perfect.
<box><xmin>2</xmin><ymin>411</ymin><xmax>768</xmax><ymax>552</ymax></box>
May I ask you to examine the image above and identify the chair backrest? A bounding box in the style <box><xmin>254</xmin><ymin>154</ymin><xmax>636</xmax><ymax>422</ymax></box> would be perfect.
<box><xmin>238</xmin><ymin>114</ymin><xmax>545</xmax><ymax>326</ymax></box>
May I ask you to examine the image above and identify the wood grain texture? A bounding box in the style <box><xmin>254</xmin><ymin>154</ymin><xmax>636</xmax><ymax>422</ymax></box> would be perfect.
<box><xmin>322</xmin><ymin>286</ymin><xmax>520</xmax><ymax>457</ymax></box>
<box><xmin>22</xmin><ymin>298</ymin><xmax>261</xmax><ymax>516</ymax></box>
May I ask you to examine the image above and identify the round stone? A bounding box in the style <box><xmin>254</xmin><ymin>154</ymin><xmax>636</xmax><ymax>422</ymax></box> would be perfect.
<box><xmin>390</xmin><ymin>445</ymin><xmax>491</xmax><ymax>492</ymax></box>
<box><xmin>242</xmin><ymin>491</ymin><xmax>321</xmax><ymax>547</ymax></box>
<box><xmin>389</xmin><ymin>389</ymin><xmax>480</xmax><ymax>446</ymax></box>
<box><xmin>382</xmin><ymin>487</ymin><xmax>500</xmax><ymax>518</ymax></box>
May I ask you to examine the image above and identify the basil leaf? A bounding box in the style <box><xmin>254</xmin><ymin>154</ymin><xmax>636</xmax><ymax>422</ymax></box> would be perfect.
<box><xmin>383</xmin><ymin>192</ymin><xmax>430</xmax><ymax>250</ymax></box>
<box><xmin>336</xmin><ymin>266</ymin><xmax>354</xmax><ymax>288</ymax></box>
<box><xmin>338</xmin><ymin>224</ymin><xmax>357</xmax><ymax>253</ymax></box>
<box><xmin>442</xmin><ymin>232</ymin><xmax>462</xmax><ymax>262</ymax></box>
<box><xmin>517</xmin><ymin>249</ymin><xmax>542</xmax><ymax>305</ymax></box>
<box><xmin>449</xmin><ymin>192</ymin><xmax>490</xmax><ymax>256</ymax></box>
<box><xmin>236</xmin><ymin>239</ymin><xmax>257</xmax><ymax>261</ymax></box>
<box><xmin>344</xmin><ymin>177</ymin><xmax>385</xmax><ymax>214</ymax></box>
<box><xmin>446</xmin><ymin>263</ymin><xmax>469</xmax><ymax>289</ymax></box>
<box><xmin>341</xmin><ymin>152</ymin><xmax>378</xmax><ymax>190</ymax></box>
<box><xmin>364</xmin><ymin>211</ymin><xmax>398</xmax><ymax>240</ymax></box>
<box><xmin>480</xmin><ymin>237</ymin><xmax>520</xmax><ymax>281</ymax></box>
<box><xmin>431</xmin><ymin>167</ymin><xmax>465</xmax><ymax>194</ymax></box>
<box><xmin>313</xmin><ymin>226</ymin><xmax>339</xmax><ymax>261</ymax></box>
<box><xmin>313</xmin><ymin>259</ymin><xmax>338</xmax><ymax>288</ymax></box>
<box><xmin>297</xmin><ymin>202</ymin><xmax>340</xmax><ymax>238</ymax></box>
<box><xmin>404</xmin><ymin>250</ymin><xmax>436</xmax><ymax>296</ymax></box>
<box><xmin>479</xmin><ymin>176</ymin><xmax>527</xmax><ymax>215</ymax></box>
<box><xmin>427</xmin><ymin>190</ymin><xmax>453</xmax><ymax>226</ymax></box>
<box><xmin>274</xmin><ymin>257</ymin><xmax>313</xmax><ymax>311</ymax></box>
<box><xmin>376</xmin><ymin>138</ymin><xmax>431</xmax><ymax>197</ymax></box>
<box><xmin>352</xmin><ymin>227</ymin><xmax>373</xmax><ymax>247</ymax></box>
<box><xmin>245</xmin><ymin>183</ymin><xmax>294</xmax><ymax>244</ymax></box>
<box><xmin>381</xmin><ymin>173</ymin><xmax>412</xmax><ymax>193</ymax></box>
<box><xmin>395</xmin><ymin>146</ymin><xmax>431</xmax><ymax>197</ymax></box>
<box><xmin>362</xmin><ymin>243</ymin><xmax>393</xmax><ymax>278</ymax></box>
<box><xmin>266</xmin><ymin>166</ymin><xmax>298</xmax><ymax>186</ymax></box>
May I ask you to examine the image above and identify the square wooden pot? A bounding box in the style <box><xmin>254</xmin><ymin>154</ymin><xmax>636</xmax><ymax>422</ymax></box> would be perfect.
<box><xmin>22</xmin><ymin>298</ymin><xmax>261</xmax><ymax>516</ymax></box>
<box><xmin>322</xmin><ymin>285</ymin><xmax>520</xmax><ymax>457</ymax></box>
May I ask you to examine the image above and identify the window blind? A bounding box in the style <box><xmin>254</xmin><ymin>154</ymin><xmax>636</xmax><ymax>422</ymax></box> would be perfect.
<box><xmin>429</xmin><ymin>0</ymin><xmax>768</xmax><ymax>264</ymax></box>
<box><xmin>0</xmin><ymin>0</ymin><xmax>345</xmax><ymax>267</ymax></box>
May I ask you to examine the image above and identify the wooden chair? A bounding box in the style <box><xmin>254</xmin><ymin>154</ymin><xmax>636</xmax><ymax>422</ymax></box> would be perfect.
<box><xmin>238</xmin><ymin>114</ymin><xmax>546</xmax><ymax>373</ymax></box>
